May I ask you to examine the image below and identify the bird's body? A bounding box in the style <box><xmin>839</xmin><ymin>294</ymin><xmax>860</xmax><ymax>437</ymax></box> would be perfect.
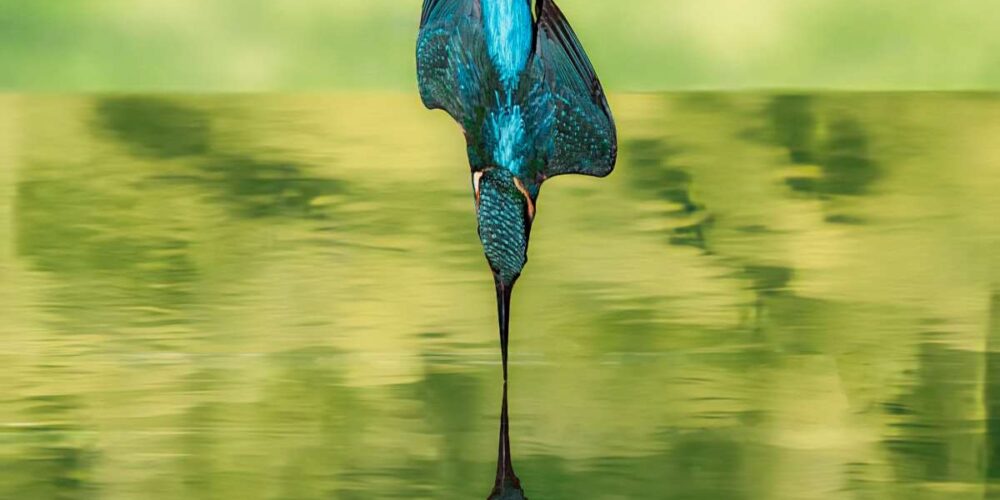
<box><xmin>418</xmin><ymin>0</ymin><xmax>616</xmax><ymax>361</ymax></box>
<box><xmin>416</xmin><ymin>1</ymin><xmax>615</xmax><ymax>494</ymax></box>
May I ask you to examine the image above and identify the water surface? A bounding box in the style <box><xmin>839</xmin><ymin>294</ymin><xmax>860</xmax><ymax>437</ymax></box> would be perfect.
<box><xmin>1</xmin><ymin>93</ymin><xmax>999</xmax><ymax>499</ymax></box>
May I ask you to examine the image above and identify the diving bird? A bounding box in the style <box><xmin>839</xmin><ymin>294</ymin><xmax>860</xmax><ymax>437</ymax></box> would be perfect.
<box><xmin>417</xmin><ymin>0</ymin><xmax>617</xmax><ymax>382</ymax></box>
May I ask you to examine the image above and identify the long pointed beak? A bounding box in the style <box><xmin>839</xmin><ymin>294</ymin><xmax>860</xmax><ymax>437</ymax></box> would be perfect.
<box><xmin>494</xmin><ymin>276</ymin><xmax>513</xmax><ymax>382</ymax></box>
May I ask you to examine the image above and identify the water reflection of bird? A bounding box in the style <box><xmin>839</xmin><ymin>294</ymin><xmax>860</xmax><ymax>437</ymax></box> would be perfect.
<box><xmin>417</xmin><ymin>0</ymin><xmax>617</xmax><ymax>382</ymax></box>
<box><xmin>489</xmin><ymin>382</ymin><xmax>527</xmax><ymax>500</ymax></box>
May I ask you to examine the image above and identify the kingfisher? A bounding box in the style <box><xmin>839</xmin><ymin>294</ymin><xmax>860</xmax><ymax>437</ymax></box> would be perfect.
<box><xmin>417</xmin><ymin>0</ymin><xmax>617</xmax><ymax>382</ymax></box>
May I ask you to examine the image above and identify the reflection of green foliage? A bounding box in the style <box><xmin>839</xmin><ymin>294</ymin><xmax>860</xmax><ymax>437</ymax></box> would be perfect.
<box><xmin>624</xmin><ymin>139</ymin><xmax>711</xmax><ymax>249</ymax></box>
<box><xmin>95</xmin><ymin>96</ymin><xmax>346</xmax><ymax>220</ymax></box>
<box><xmin>97</xmin><ymin>98</ymin><xmax>211</xmax><ymax>159</ymax></box>
<box><xmin>766</xmin><ymin>96</ymin><xmax>882</xmax><ymax>197</ymax></box>
<box><xmin>816</xmin><ymin>118</ymin><xmax>881</xmax><ymax>195</ymax></box>
<box><xmin>768</xmin><ymin>95</ymin><xmax>817</xmax><ymax>164</ymax></box>
<box><xmin>785</xmin><ymin>117</ymin><xmax>880</xmax><ymax>196</ymax></box>
<box><xmin>419</xmin><ymin>370</ymin><xmax>484</xmax><ymax>492</ymax></box>
<box><xmin>4</xmin><ymin>93</ymin><xmax>1000</xmax><ymax>499</ymax></box>
<box><xmin>196</xmin><ymin>157</ymin><xmax>345</xmax><ymax>220</ymax></box>
<box><xmin>885</xmin><ymin>343</ymin><xmax>983</xmax><ymax>484</ymax></box>
<box><xmin>627</xmin><ymin>140</ymin><xmax>698</xmax><ymax>211</ymax></box>
<box><xmin>17</xmin><ymin>179</ymin><xmax>194</xmax><ymax>278</ymax></box>
<box><xmin>741</xmin><ymin>265</ymin><xmax>793</xmax><ymax>295</ymax></box>
<box><xmin>15</xmin><ymin>176</ymin><xmax>199</xmax><ymax>335</ymax></box>
<box><xmin>0</xmin><ymin>396</ymin><xmax>96</xmax><ymax>500</ymax></box>
<box><xmin>519</xmin><ymin>432</ymin><xmax>756</xmax><ymax>500</ymax></box>
<box><xmin>986</xmin><ymin>293</ymin><xmax>1000</xmax><ymax>482</ymax></box>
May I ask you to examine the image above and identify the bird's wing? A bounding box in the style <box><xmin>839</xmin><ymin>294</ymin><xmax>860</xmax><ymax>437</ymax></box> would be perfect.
<box><xmin>524</xmin><ymin>0</ymin><xmax>617</xmax><ymax>180</ymax></box>
<box><xmin>417</xmin><ymin>0</ymin><xmax>492</xmax><ymax>130</ymax></box>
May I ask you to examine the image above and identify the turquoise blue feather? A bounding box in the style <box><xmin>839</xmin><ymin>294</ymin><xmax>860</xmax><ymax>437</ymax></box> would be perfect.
<box><xmin>417</xmin><ymin>0</ymin><xmax>616</xmax><ymax>283</ymax></box>
<box><xmin>486</xmin><ymin>93</ymin><xmax>528</xmax><ymax>176</ymax></box>
<box><xmin>418</xmin><ymin>0</ymin><xmax>616</xmax><ymax>182</ymax></box>
<box><xmin>476</xmin><ymin>170</ymin><xmax>528</xmax><ymax>284</ymax></box>
<box><xmin>481</xmin><ymin>0</ymin><xmax>533</xmax><ymax>92</ymax></box>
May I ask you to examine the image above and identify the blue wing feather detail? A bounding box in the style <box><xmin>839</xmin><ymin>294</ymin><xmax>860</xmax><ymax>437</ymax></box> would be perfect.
<box><xmin>525</xmin><ymin>0</ymin><xmax>617</xmax><ymax>180</ymax></box>
<box><xmin>417</xmin><ymin>0</ymin><xmax>492</xmax><ymax>129</ymax></box>
<box><xmin>418</xmin><ymin>0</ymin><xmax>615</xmax><ymax>181</ymax></box>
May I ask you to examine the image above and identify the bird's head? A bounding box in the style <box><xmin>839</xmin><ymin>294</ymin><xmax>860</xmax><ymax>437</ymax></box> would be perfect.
<box><xmin>473</xmin><ymin>168</ymin><xmax>536</xmax><ymax>288</ymax></box>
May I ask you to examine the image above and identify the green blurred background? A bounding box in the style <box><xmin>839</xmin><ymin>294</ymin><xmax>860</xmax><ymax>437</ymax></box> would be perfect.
<box><xmin>2</xmin><ymin>0</ymin><xmax>999</xmax><ymax>92</ymax></box>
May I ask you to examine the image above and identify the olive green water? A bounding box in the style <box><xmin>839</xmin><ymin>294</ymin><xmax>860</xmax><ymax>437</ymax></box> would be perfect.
<box><xmin>1</xmin><ymin>93</ymin><xmax>1000</xmax><ymax>499</ymax></box>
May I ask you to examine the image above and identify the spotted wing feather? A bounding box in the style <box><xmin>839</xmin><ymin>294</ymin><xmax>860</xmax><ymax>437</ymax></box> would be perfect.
<box><xmin>525</xmin><ymin>0</ymin><xmax>617</xmax><ymax>179</ymax></box>
<box><xmin>417</xmin><ymin>0</ymin><xmax>492</xmax><ymax>131</ymax></box>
